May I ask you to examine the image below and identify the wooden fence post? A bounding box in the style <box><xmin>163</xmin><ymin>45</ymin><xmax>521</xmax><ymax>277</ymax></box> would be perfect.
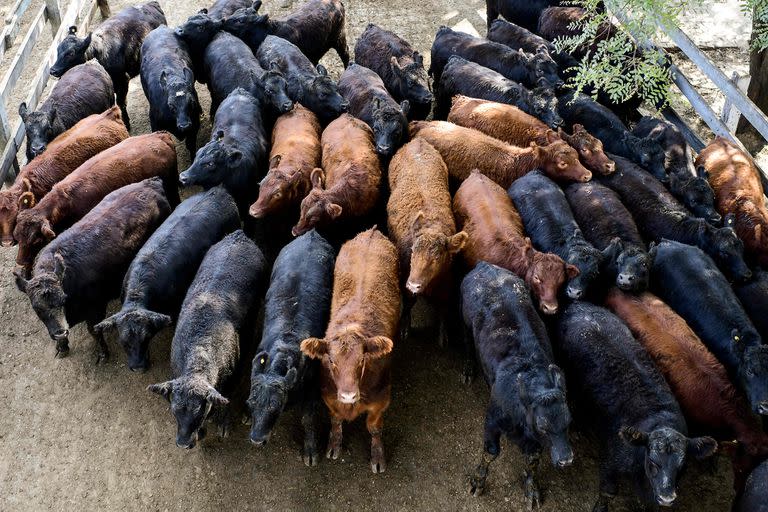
<box><xmin>97</xmin><ymin>0</ymin><xmax>111</xmax><ymax>19</ymax></box>
<box><xmin>44</xmin><ymin>0</ymin><xmax>61</xmax><ymax>34</ymax></box>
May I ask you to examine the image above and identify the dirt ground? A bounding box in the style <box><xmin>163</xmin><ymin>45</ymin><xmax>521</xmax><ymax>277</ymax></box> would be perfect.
<box><xmin>0</xmin><ymin>0</ymin><xmax>740</xmax><ymax>511</ymax></box>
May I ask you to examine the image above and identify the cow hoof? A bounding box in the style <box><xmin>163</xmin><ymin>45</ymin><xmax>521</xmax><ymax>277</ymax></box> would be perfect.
<box><xmin>241</xmin><ymin>414</ymin><xmax>251</xmax><ymax>425</ymax></box>
<box><xmin>218</xmin><ymin>424</ymin><xmax>230</xmax><ymax>438</ymax></box>
<box><xmin>54</xmin><ymin>347</ymin><xmax>70</xmax><ymax>358</ymax></box>
<box><xmin>524</xmin><ymin>482</ymin><xmax>541</xmax><ymax>510</ymax></box>
<box><xmin>469</xmin><ymin>478</ymin><xmax>486</xmax><ymax>497</ymax></box>
<box><xmin>326</xmin><ymin>444</ymin><xmax>341</xmax><ymax>460</ymax></box>
<box><xmin>303</xmin><ymin>451</ymin><xmax>320</xmax><ymax>467</ymax></box>
<box><xmin>95</xmin><ymin>351</ymin><xmax>109</xmax><ymax>365</ymax></box>
<box><xmin>371</xmin><ymin>460</ymin><xmax>386</xmax><ymax>473</ymax></box>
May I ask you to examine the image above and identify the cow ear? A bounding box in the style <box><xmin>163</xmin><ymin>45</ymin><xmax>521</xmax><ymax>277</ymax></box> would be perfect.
<box><xmin>389</xmin><ymin>56</ymin><xmax>401</xmax><ymax>73</ymax></box>
<box><xmin>523</xmin><ymin>237</ymin><xmax>536</xmax><ymax>260</ymax></box>
<box><xmin>413</xmin><ymin>51</ymin><xmax>424</xmax><ymax>66</ymax></box>
<box><xmin>269</xmin><ymin>154</ymin><xmax>282</xmax><ymax>169</ymax></box>
<box><xmin>565</xmin><ymin>263</ymin><xmax>580</xmax><ymax>279</ymax></box>
<box><xmin>410</xmin><ymin>210</ymin><xmax>426</xmax><ymax>235</ymax></box>
<box><xmin>545</xmin><ymin>129</ymin><xmax>559</xmax><ymax>144</ymax></box>
<box><xmin>300</xmin><ymin>337</ymin><xmax>329</xmax><ymax>359</ymax></box>
<box><xmin>602</xmin><ymin>237</ymin><xmax>622</xmax><ymax>260</ymax></box>
<box><xmin>18</xmin><ymin>191</ymin><xmax>36</xmax><ymax>210</ymax></box>
<box><xmin>20</xmin><ymin>177</ymin><xmax>32</xmax><ymax>193</ymax></box>
<box><xmin>448</xmin><ymin>231</ymin><xmax>468</xmax><ymax>254</ymax></box>
<box><xmin>557</xmin><ymin>127</ymin><xmax>570</xmax><ymax>143</ymax></box>
<box><xmin>284</xmin><ymin>367</ymin><xmax>297</xmax><ymax>388</ymax></box>
<box><xmin>18</xmin><ymin>102</ymin><xmax>28</xmax><ymax>122</ymax></box>
<box><xmin>53</xmin><ymin>252</ymin><xmax>66</xmax><ymax>279</ymax></box>
<box><xmin>536</xmin><ymin>44</ymin><xmax>549</xmax><ymax>55</ymax></box>
<box><xmin>316</xmin><ymin>64</ymin><xmax>328</xmax><ymax>77</ymax></box>
<box><xmin>206</xmin><ymin>385</ymin><xmax>229</xmax><ymax>406</ymax></box>
<box><xmin>400</xmin><ymin>100</ymin><xmax>410</xmax><ymax>116</ymax></box>
<box><xmin>696</xmin><ymin>165</ymin><xmax>709</xmax><ymax>180</ymax></box>
<box><xmin>364</xmin><ymin>336</ymin><xmax>393</xmax><ymax>358</ymax></box>
<box><xmin>310</xmin><ymin>168</ymin><xmax>325</xmax><ymax>189</ymax></box>
<box><xmin>42</xmin><ymin>219</ymin><xmax>56</xmax><ymax>240</ymax></box>
<box><xmin>325</xmin><ymin>203</ymin><xmax>342</xmax><ymax>219</ymax></box>
<box><xmin>215</xmin><ymin>129</ymin><xmax>225</xmax><ymax>141</ymax></box>
<box><xmin>68</xmin><ymin>25</ymin><xmax>78</xmax><ymax>35</ymax></box>
<box><xmin>252</xmin><ymin>0</ymin><xmax>263</xmax><ymax>11</ymax></box>
<box><xmin>147</xmin><ymin>380</ymin><xmax>174</xmax><ymax>402</ymax></box>
<box><xmin>148</xmin><ymin>311</ymin><xmax>172</xmax><ymax>330</ymax></box>
<box><xmin>160</xmin><ymin>70</ymin><xmax>167</xmax><ymax>87</ymax></box>
<box><xmin>688</xmin><ymin>436</ymin><xmax>718</xmax><ymax>460</ymax></box>
<box><xmin>93</xmin><ymin>316</ymin><xmax>116</xmax><ymax>336</ymax></box>
<box><xmin>81</xmin><ymin>32</ymin><xmax>92</xmax><ymax>49</ymax></box>
<box><xmin>13</xmin><ymin>267</ymin><xmax>28</xmax><ymax>293</ymax></box>
<box><xmin>648</xmin><ymin>241</ymin><xmax>658</xmax><ymax>261</ymax></box>
<box><xmin>619</xmin><ymin>426</ymin><xmax>648</xmax><ymax>446</ymax></box>
<box><xmin>183</xmin><ymin>67</ymin><xmax>194</xmax><ymax>84</ymax></box>
<box><xmin>253</xmin><ymin>351</ymin><xmax>269</xmax><ymax>373</ymax></box>
<box><xmin>724</xmin><ymin>213</ymin><xmax>736</xmax><ymax>227</ymax></box>
<box><xmin>198</xmin><ymin>7</ymin><xmax>208</xmax><ymax>13</ymax></box>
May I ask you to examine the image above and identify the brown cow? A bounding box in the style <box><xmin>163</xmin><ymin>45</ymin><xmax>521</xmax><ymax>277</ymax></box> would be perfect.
<box><xmin>293</xmin><ymin>114</ymin><xmax>381</xmax><ymax>236</ymax></box>
<box><xmin>0</xmin><ymin>106</ymin><xmax>128</xmax><ymax>247</ymax></box>
<box><xmin>409</xmin><ymin>120</ymin><xmax>591</xmax><ymax>188</ymax></box>
<box><xmin>605</xmin><ymin>289</ymin><xmax>768</xmax><ymax>493</ymax></box>
<box><xmin>696</xmin><ymin>136</ymin><xmax>768</xmax><ymax>266</ymax></box>
<box><xmin>249</xmin><ymin>104</ymin><xmax>322</xmax><ymax>218</ymax></box>
<box><xmin>447</xmin><ymin>95</ymin><xmax>615</xmax><ymax>175</ymax></box>
<box><xmin>14</xmin><ymin>132</ymin><xmax>178</xmax><ymax>271</ymax></box>
<box><xmin>454</xmin><ymin>170</ymin><xmax>578</xmax><ymax>314</ymax></box>
<box><xmin>386</xmin><ymin>138</ymin><xmax>467</xmax><ymax>339</ymax></box>
<box><xmin>300</xmin><ymin>228</ymin><xmax>400</xmax><ymax>473</ymax></box>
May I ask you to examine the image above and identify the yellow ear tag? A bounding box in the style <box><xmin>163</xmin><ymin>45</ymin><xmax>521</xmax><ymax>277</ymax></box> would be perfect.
<box><xmin>734</xmin><ymin>336</ymin><xmax>740</xmax><ymax>342</ymax></box>
<box><xmin>260</xmin><ymin>358</ymin><xmax>266</xmax><ymax>365</ymax></box>
<box><xmin>23</xmin><ymin>198</ymin><xmax>28</xmax><ymax>205</ymax></box>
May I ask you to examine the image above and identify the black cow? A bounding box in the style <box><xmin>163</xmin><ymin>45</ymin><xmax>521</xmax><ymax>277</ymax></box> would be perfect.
<box><xmin>555</xmin><ymin>301</ymin><xmax>718</xmax><ymax>511</ymax></box>
<box><xmin>650</xmin><ymin>239</ymin><xmax>768</xmax><ymax>416</ymax></box>
<box><xmin>734</xmin><ymin>269</ymin><xmax>768</xmax><ymax>342</ymax></box>
<box><xmin>430</xmin><ymin>26</ymin><xmax>561</xmax><ymax>90</ymax></box>
<box><xmin>222</xmin><ymin>0</ymin><xmax>349</xmax><ymax>66</ymax></box>
<box><xmin>632</xmin><ymin>116</ymin><xmax>721</xmax><ymax>224</ymax></box>
<box><xmin>14</xmin><ymin>178</ymin><xmax>171</xmax><ymax>361</ymax></box>
<box><xmin>353</xmin><ymin>24</ymin><xmax>432</xmax><ymax>120</ymax></box>
<box><xmin>140</xmin><ymin>26</ymin><xmax>201</xmax><ymax>159</ymax></box>
<box><xmin>248</xmin><ymin>230</ymin><xmax>335</xmax><ymax>466</ymax></box>
<box><xmin>598</xmin><ymin>154</ymin><xmax>751</xmax><ymax>282</ymax></box>
<box><xmin>204</xmin><ymin>31</ymin><xmax>293</xmax><ymax>117</ymax></box>
<box><xmin>436</xmin><ymin>55</ymin><xmax>561</xmax><ymax>127</ymax></box>
<box><xmin>20</xmin><ymin>61</ymin><xmax>113</xmax><ymax>160</ymax></box>
<box><xmin>487</xmin><ymin>19</ymin><xmax>578</xmax><ymax>74</ymax></box>
<box><xmin>179</xmin><ymin>88</ymin><xmax>268</xmax><ymax>199</ymax></box>
<box><xmin>49</xmin><ymin>1</ymin><xmax>166</xmax><ymax>130</ymax></box>
<box><xmin>94</xmin><ymin>187</ymin><xmax>240</xmax><ymax>372</ymax></box>
<box><xmin>256</xmin><ymin>35</ymin><xmax>347</xmax><ymax>125</ymax></box>
<box><xmin>148</xmin><ymin>230</ymin><xmax>267</xmax><ymax>449</ymax></box>
<box><xmin>462</xmin><ymin>262</ymin><xmax>573</xmax><ymax>508</ymax></box>
<box><xmin>558</xmin><ymin>92</ymin><xmax>666</xmax><ymax>181</ymax></box>
<box><xmin>338</xmin><ymin>63</ymin><xmax>409</xmax><ymax>157</ymax></box>
<box><xmin>738</xmin><ymin>460</ymin><xmax>768</xmax><ymax>512</ymax></box>
<box><xmin>508</xmin><ymin>170</ymin><xmax>602</xmax><ymax>299</ymax></box>
<box><xmin>565</xmin><ymin>181</ymin><xmax>651</xmax><ymax>292</ymax></box>
<box><xmin>485</xmin><ymin>0</ymin><xmax>562</xmax><ymax>31</ymax></box>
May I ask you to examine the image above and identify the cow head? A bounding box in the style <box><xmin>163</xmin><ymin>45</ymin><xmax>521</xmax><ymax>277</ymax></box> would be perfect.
<box><xmin>498</xmin><ymin>364</ymin><xmax>573</xmax><ymax>467</ymax></box>
<box><xmin>620</xmin><ymin>426</ymin><xmax>717</xmax><ymax>507</ymax></box>
<box><xmin>669</xmin><ymin>168</ymin><xmax>721</xmax><ymax>225</ymax></box>
<box><xmin>564</xmin><ymin>231</ymin><xmax>602</xmax><ymax>300</ymax></box>
<box><xmin>623</xmin><ymin>131</ymin><xmax>667</xmax><ymax>182</ymax></box>
<box><xmin>174</xmin><ymin>12</ymin><xmax>223</xmax><ymax>52</ymax></box>
<box><xmin>161</xmin><ymin>70</ymin><xmax>197</xmax><ymax>134</ymax></box>
<box><xmin>0</xmin><ymin>179</ymin><xmax>34</xmax><ymax>246</ymax></box>
<box><xmin>735</xmin><ymin>334</ymin><xmax>768</xmax><ymax>415</ymax></box>
<box><xmin>247</xmin><ymin>350</ymin><xmax>298</xmax><ymax>446</ymax></box>
<box><xmin>523</xmin><ymin>241</ymin><xmax>579</xmax><ymax>315</ymax></box>
<box><xmin>292</xmin><ymin>168</ymin><xmax>341</xmax><ymax>236</ymax></box>
<box><xmin>390</xmin><ymin>55</ymin><xmax>432</xmax><ymax>107</ymax></box>
<box><xmin>406</xmin><ymin>211</ymin><xmax>466</xmax><ymax>295</ymax></box>
<box><xmin>558</xmin><ymin>124</ymin><xmax>615</xmax><ymax>175</ymax></box>
<box><xmin>13</xmin><ymin>210</ymin><xmax>57</xmax><ymax>270</ymax></box>
<box><xmin>179</xmin><ymin>131</ymin><xmax>241</xmax><ymax>188</ymax></box>
<box><xmin>531</xmin><ymin>46</ymin><xmax>563</xmax><ymax>89</ymax></box>
<box><xmin>148</xmin><ymin>375</ymin><xmax>229</xmax><ymax>449</ymax></box>
<box><xmin>221</xmin><ymin>6</ymin><xmax>269</xmax><ymax>46</ymax></box>
<box><xmin>15</xmin><ymin>253</ymin><xmax>69</xmax><ymax>354</ymax></box>
<box><xmin>94</xmin><ymin>308</ymin><xmax>172</xmax><ymax>372</ymax></box>
<box><xmin>302</xmin><ymin>66</ymin><xmax>348</xmax><ymax>123</ymax></box>
<box><xmin>260</xmin><ymin>64</ymin><xmax>293</xmax><ymax>114</ymax></box>
<box><xmin>537</xmin><ymin>140</ymin><xmax>591</xmax><ymax>183</ymax></box>
<box><xmin>370</xmin><ymin>98</ymin><xmax>409</xmax><ymax>156</ymax></box>
<box><xmin>698</xmin><ymin>220</ymin><xmax>751</xmax><ymax>282</ymax></box>
<box><xmin>601</xmin><ymin>238</ymin><xmax>650</xmax><ymax>292</ymax></box>
<box><xmin>50</xmin><ymin>26</ymin><xmax>91</xmax><ymax>77</ymax></box>
<box><xmin>301</xmin><ymin>328</ymin><xmax>393</xmax><ymax>404</ymax></box>
<box><xmin>249</xmin><ymin>157</ymin><xmax>305</xmax><ymax>218</ymax></box>
<box><xmin>531</xmin><ymin>82</ymin><xmax>562</xmax><ymax>129</ymax></box>
<box><xmin>20</xmin><ymin>103</ymin><xmax>56</xmax><ymax>160</ymax></box>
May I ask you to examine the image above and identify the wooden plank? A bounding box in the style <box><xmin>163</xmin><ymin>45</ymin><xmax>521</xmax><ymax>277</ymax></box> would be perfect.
<box><xmin>0</xmin><ymin>5</ymin><xmax>48</xmax><ymax>106</ymax></box>
<box><xmin>44</xmin><ymin>0</ymin><xmax>62</xmax><ymax>34</ymax></box>
<box><xmin>1</xmin><ymin>0</ymin><xmax>33</xmax><ymax>53</ymax></box>
<box><xmin>5</xmin><ymin>0</ymin><xmax>33</xmax><ymax>25</ymax></box>
<box><xmin>97</xmin><ymin>0</ymin><xmax>111</xmax><ymax>19</ymax></box>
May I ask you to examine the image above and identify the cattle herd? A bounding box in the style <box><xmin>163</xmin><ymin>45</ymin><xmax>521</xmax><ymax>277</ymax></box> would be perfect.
<box><xmin>3</xmin><ymin>0</ymin><xmax>768</xmax><ymax>510</ymax></box>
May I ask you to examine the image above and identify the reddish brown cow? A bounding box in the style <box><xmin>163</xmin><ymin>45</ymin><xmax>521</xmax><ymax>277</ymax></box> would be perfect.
<box><xmin>0</xmin><ymin>106</ymin><xmax>128</xmax><ymax>247</ymax></box>
<box><xmin>14</xmin><ymin>132</ymin><xmax>178</xmax><ymax>270</ymax></box>
<box><xmin>409</xmin><ymin>120</ymin><xmax>591</xmax><ymax>188</ymax></box>
<box><xmin>447</xmin><ymin>95</ymin><xmax>614</xmax><ymax>175</ymax></box>
<box><xmin>249</xmin><ymin>104</ymin><xmax>322</xmax><ymax>218</ymax></box>
<box><xmin>605</xmin><ymin>289</ymin><xmax>768</xmax><ymax>493</ymax></box>
<box><xmin>300</xmin><ymin>228</ymin><xmax>400</xmax><ymax>474</ymax></box>
<box><xmin>696</xmin><ymin>136</ymin><xmax>768</xmax><ymax>266</ymax></box>
<box><xmin>293</xmin><ymin>114</ymin><xmax>381</xmax><ymax>235</ymax></box>
<box><xmin>387</xmin><ymin>138</ymin><xmax>467</xmax><ymax>340</ymax></box>
<box><xmin>454</xmin><ymin>170</ymin><xmax>578</xmax><ymax>314</ymax></box>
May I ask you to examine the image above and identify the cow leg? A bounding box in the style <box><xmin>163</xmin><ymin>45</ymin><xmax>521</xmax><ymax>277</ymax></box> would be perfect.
<box><xmin>185</xmin><ymin>129</ymin><xmax>198</xmax><ymax>162</ymax></box>
<box><xmin>334</xmin><ymin>31</ymin><xmax>351</xmax><ymax>68</ymax></box>
<box><xmin>326</xmin><ymin>414</ymin><xmax>343</xmax><ymax>460</ymax></box>
<box><xmin>301</xmin><ymin>398</ymin><xmax>322</xmax><ymax>467</ymax></box>
<box><xmin>461</xmin><ymin>323</ymin><xmax>476</xmax><ymax>384</ymax></box>
<box><xmin>367</xmin><ymin>407</ymin><xmax>386</xmax><ymax>473</ymax></box>
<box><xmin>87</xmin><ymin>318</ymin><xmax>109</xmax><ymax>365</ymax></box>
<box><xmin>523</xmin><ymin>451</ymin><xmax>542</xmax><ymax>511</ymax></box>
<box><xmin>53</xmin><ymin>332</ymin><xmax>70</xmax><ymax>359</ymax></box>
<box><xmin>470</xmin><ymin>408</ymin><xmax>502</xmax><ymax>496</ymax></box>
<box><xmin>115</xmin><ymin>75</ymin><xmax>131</xmax><ymax>131</ymax></box>
<box><xmin>592</xmin><ymin>460</ymin><xmax>618</xmax><ymax>512</ymax></box>
<box><xmin>400</xmin><ymin>292</ymin><xmax>416</xmax><ymax>341</ymax></box>
<box><xmin>486</xmin><ymin>3</ymin><xmax>498</xmax><ymax>30</ymax></box>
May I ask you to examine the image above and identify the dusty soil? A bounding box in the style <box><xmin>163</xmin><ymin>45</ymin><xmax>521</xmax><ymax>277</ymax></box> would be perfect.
<box><xmin>0</xmin><ymin>1</ymin><xmax>739</xmax><ymax>511</ymax></box>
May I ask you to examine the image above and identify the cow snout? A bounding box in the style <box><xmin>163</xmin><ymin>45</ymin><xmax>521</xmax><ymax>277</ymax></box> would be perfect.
<box><xmin>174</xmin><ymin>27</ymin><xmax>185</xmax><ymax>37</ymax></box>
<box><xmin>1</xmin><ymin>239</ymin><xmax>15</xmax><ymax>248</ymax></box>
<box><xmin>406</xmin><ymin>280</ymin><xmax>422</xmax><ymax>294</ymax></box>
<box><xmin>339</xmin><ymin>101</ymin><xmax>349</xmax><ymax>113</ymax></box>
<box><xmin>604</xmin><ymin>161</ymin><xmax>616</xmax><ymax>174</ymax></box>
<box><xmin>757</xmin><ymin>401</ymin><xmax>768</xmax><ymax>415</ymax></box>
<box><xmin>540</xmin><ymin>302</ymin><xmax>558</xmax><ymax>315</ymax></box>
<box><xmin>376</xmin><ymin>144</ymin><xmax>390</xmax><ymax>155</ymax></box>
<box><xmin>557</xmin><ymin>455</ymin><xmax>573</xmax><ymax>468</ymax></box>
<box><xmin>249</xmin><ymin>431</ymin><xmax>270</xmax><ymax>446</ymax></box>
<box><xmin>178</xmin><ymin>173</ymin><xmax>191</xmax><ymax>187</ymax></box>
<box><xmin>31</xmin><ymin>144</ymin><xmax>45</xmax><ymax>155</ymax></box>
<box><xmin>177</xmin><ymin>121</ymin><xmax>192</xmax><ymax>132</ymax></box>
<box><xmin>580</xmin><ymin>171</ymin><xmax>592</xmax><ymax>182</ymax></box>
<box><xmin>281</xmin><ymin>101</ymin><xmax>293</xmax><ymax>112</ymax></box>
<box><xmin>49</xmin><ymin>67</ymin><xmax>63</xmax><ymax>78</ymax></box>
<box><xmin>566</xmin><ymin>286</ymin><xmax>583</xmax><ymax>300</ymax></box>
<box><xmin>656</xmin><ymin>492</ymin><xmax>677</xmax><ymax>507</ymax></box>
<box><xmin>338</xmin><ymin>391</ymin><xmax>359</xmax><ymax>404</ymax></box>
<box><xmin>708</xmin><ymin>212</ymin><xmax>722</xmax><ymax>225</ymax></box>
<box><xmin>129</xmin><ymin>362</ymin><xmax>149</xmax><ymax>373</ymax></box>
